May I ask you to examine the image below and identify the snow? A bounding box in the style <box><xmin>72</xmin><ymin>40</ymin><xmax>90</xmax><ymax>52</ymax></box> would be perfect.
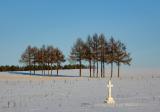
<box><xmin>0</xmin><ymin>69</ymin><xmax>160</xmax><ymax>112</ymax></box>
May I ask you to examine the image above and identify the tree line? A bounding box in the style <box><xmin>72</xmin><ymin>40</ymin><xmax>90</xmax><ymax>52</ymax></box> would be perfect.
<box><xmin>70</xmin><ymin>33</ymin><xmax>132</xmax><ymax>78</ymax></box>
<box><xmin>18</xmin><ymin>33</ymin><xmax>131</xmax><ymax>78</ymax></box>
<box><xmin>0</xmin><ymin>64</ymin><xmax>87</xmax><ymax>72</ymax></box>
<box><xmin>20</xmin><ymin>45</ymin><xmax>65</xmax><ymax>75</ymax></box>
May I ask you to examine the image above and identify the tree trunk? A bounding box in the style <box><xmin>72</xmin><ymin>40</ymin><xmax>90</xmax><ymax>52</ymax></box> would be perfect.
<box><xmin>89</xmin><ymin>59</ymin><xmax>91</xmax><ymax>77</ymax></box>
<box><xmin>102</xmin><ymin>48</ymin><xmax>105</xmax><ymax>77</ymax></box>
<box><xmin>93</xmin><ymin>60</ymin><xmax>95</xmax><ymax>77</ymax></box>
<box><xmin>29</xmin><ymin>53</ymin><xmax>31</xmax><ymax>75</ymax></box>
<box><xmin>41</xmin><ymin>68</ymin><xmax>43</xmax><ymax>75</ymax></box>
<box><xmin>92</xmin><ymin>61</ymin><xmax>94</xmax><ymax>77</ymax></box>
<box><xmin>34</xmin><ymin>62</ymin><xmax>35</xmax><ymax>75</ymax></box>
<box><xmin>51</xmin><ymin>63</ymin><xmax>53</xmax><ymax>76</ymax></box>
<box><xmin>96</xmin><ymin>61</ymin><xmax>98</xmax><ymax>77</ymax></box>
<box><xmin>103</xmin><ymin>61</ymin><xmax>105</xmax><ymax>77</ymax></box>
<box><xmin>79</xmin><ymin>58</ymin><xmax>82</xmax><ymax>77</ymax></box>
<box><xmin>57</xmin><ymin>63</ymin><xmax>59</xmax><ymax>75</ymax></box>
<box><xmin>41</xmin><ymin>64</ymin><xmax>43</xmax><ymax>75</ymax></box>
<box><xmin>33</xmin><ymin>56</ymin><xmax>36</xmax><ymax>75</ymax></box>
<box><xmin>51</xmin><ymin>64</ymin><xmax>52</xmax><ymax>75</ymax></box>
<box><xmin>44</xmin><ymin>64</ymin><xmax>45</xmax><ymax>75</ymax></box>
<box><xmin>101</xmin><ymin>60</ymin><xmax>102</xmax><ymax>77</ymax></box>
<box><xmin>48</xmin><ymin>62</ymin><xmax>50</xmax><ymax>75</ymax></box>
<box><xmin>29</xmin><ymin>64</ymin><xmax>31</xmax><ymax>75</ymax></box>
<box><xmin>118</xmin><ymin>62</ymin><xmax>120</xmax><ymax>78</ymax></box>
<box><xmin>29</xmin><ymin>65</ymin><xmax>31</xmax><ymax>75</ymax></box>
<box><xmin>111</xmin><ymin>62</ymin><xmax>113</xmax><ymax>79</ymax></box>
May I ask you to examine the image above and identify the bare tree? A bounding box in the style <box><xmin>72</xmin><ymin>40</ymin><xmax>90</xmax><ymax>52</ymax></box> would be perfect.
<box><xmin>31</xmin><ymin>46</ymin><xmax>38</xmax><ymax>75</ymax></box>
<box><xmin>70</xmin><ymin>38</ymin><xmax>85</xmax><ymax>77</ymax></box>
<box><xmin>20</xmin><ymin>45</ymin><xmax>32</xmax><ymax>75</ymax></box>
<box><xmin>54</xmin><ymin>48</ymin><xmax>65</xmax><ymax>75</ymax></box>
<box><xmin>85</xmin><ymin>35</ymin><xmax>93</xmax><ymax>77</ymax></box>
<box><xmin>41</xmin><ymin>45</ymin><xmax>46</xmax><ymax>75</ymax></box>
<box><xmin>92</xmin><ymin>33</ymin><xmax>99</xmax><ymax>77</ymax></box>
<box><xmin>107</xmin><ymin>37</ymin><xmax>117</xmax><ymax>79</ymax></box>
<box><xmin>98</xmin><ymin>34</ymin><xmax>106</xmax><ymax>77</ymax></box>
<box><xmin>48</xmin><ymin>46</ymin><xmax>56</xmax><ymax>75</ymax></box>
<box><xmin>46</xmin><ymin>46</ymin><xmax>53</xmax><ymax>75</ymax></box>
<box><xmin>35</xmin><ymin>45</ymin><xmax>47</xmax><ymax>75</ymax></box>
<box><xmin>115</xmin><ymin>41</ymin><xmax>132</xmax><ymax>78</ymax></box>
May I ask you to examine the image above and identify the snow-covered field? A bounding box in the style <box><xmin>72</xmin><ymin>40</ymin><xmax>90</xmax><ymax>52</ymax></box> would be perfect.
<box><xmin>0</xmin><ymin>69</ymin><xmax>160</xmax><ymax>112</ymax></box>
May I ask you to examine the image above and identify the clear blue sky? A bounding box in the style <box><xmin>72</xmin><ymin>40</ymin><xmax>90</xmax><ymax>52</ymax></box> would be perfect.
<box><xmin>0</xmin><ymin>0</ymin><xmax>160</xmax><ymax>69</ymax></box>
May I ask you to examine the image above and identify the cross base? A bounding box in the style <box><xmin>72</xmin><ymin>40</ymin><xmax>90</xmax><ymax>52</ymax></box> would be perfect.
<box><xmin>105</xmin><ymin>97</ymin><xmax>115</xmax><ymax>104</ymax></box>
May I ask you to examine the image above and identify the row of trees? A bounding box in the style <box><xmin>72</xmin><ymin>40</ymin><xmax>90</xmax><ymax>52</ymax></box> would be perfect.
<box><xmin>20</xmin><ymin>33</ymin><xmax>132</xmax><ymax>78</ymax></box>
<box><xmin>20</xmin><ymin>45</ymin><xmax>65</xmax><ymax>75</ymax></box>
<box><xmin>0</xmin><ymin>65</ymin><xmax>22</xmax><ymax>71</ymax></box>
<box><xmin>70</xmin><ymin>33</ymin><xmax>132</xmax><ymax>78</ymax></box>
<box><xmin>0</xmin><ymin>64</ymin><xmax>87</xmax><ymax>72</ymax></box>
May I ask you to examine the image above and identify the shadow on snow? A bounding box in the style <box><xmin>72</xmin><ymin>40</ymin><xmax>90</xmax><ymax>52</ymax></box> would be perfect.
<box><xmin>8</xmin><ymin>71</ymin><xmax>86</xmax><ymax>78</ymax></box>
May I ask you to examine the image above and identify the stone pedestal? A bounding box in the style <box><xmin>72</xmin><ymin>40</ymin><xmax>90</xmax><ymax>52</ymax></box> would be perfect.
<box><xmin>105</xmin><ymin>96</ymin><xmax>115</xmax><ymax>104</ymax></box>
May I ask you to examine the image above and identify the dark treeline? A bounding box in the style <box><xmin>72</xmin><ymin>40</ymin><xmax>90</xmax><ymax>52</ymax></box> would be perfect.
<box><xmin>0</xmin><ymin>65</ymin><xmax>22</xmax><ymax>71</ymax></box>
<box><xmin>70</xmin><ymin>33</ymin><xmax>132</xmax><ymax>78</ymax></box>
<box><xmin>0</xmin><ymin>64</ymin><xmax>87</xmax><ymax>72</ymax></box>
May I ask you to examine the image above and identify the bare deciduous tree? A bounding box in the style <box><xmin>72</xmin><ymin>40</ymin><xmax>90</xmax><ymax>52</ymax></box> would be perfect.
<box><xmin>70</xmin><ymin>38</ymin><xmax>85</xmax><ymax>77</ymax></box>
<box><xmin>115</xmin><ymin>41</ymin><xmax>132</xmax><ymax>78</ymax></box>
<box><xmin>54</xmin><ymin>48</ymin><xmax>65</xmax><ymax>75</ymax></box>
<box><xmin>20</xmin><ymin>45</ymin><xmax>32</xmax><ymax>75</ymax></box>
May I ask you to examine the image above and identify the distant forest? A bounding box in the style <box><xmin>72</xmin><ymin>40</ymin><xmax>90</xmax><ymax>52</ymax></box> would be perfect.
<box><xmin>0</xmin><ymin>64</ymin><xmax>87</xmax><ymax>72</ymax></box>
<box><xmin>0</xmin><ymin>33</ymin><xmax>132</xmax><ymax>78</ymax></box>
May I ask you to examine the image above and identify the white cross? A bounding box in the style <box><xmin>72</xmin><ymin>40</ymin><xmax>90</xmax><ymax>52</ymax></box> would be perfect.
<box><xmin>105</xmin><ymin>80</ymin><xmax>115</xmax><ymax>104</ymax></box>
<box><xmin>107</xmin><ymin>80</ymin><xmax>113</xmax><ymax>98</ymax></box>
